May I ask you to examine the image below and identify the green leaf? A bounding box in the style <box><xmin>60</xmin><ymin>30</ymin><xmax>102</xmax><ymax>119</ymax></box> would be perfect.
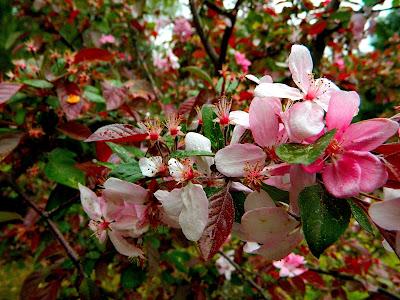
<box><xmin>276</xmin><ymin>129</ymin><xmax>336</xmax><ymax>165</ymax></box>
<box><xmin>106</xmin><ymin>142</ymin><xmax>135</xmax><ymax>163</ymax></box>
<box><xmin>181</xmin><ymin>66</ymin><xmax>213</xmax><ymax>87</ymax></box>
<box><xmin>21</xmin><ymin>79</ymin><xmax>54</xmax><ymax>89</ymax></box>
<box><xmin>0</xmin><ymin>211</ymin><xmax>22</xmax><ymax>223</ymax></box>
<box><xmin>44</xmin><ymin>148</ymin><xmax>86</xmax><ymax>189</ymax></box>
<box><xmin>347</xmin><ymin>199</ymin><xmax>374</xmax><ymax>234</ymax></box>
<box><xmin>299</xmin><ymin>184</ymin><xmax>351</xmax><ymax>257</ymax></box>
<box><xmin>110</xmin><ymin>162</ymin><xmax>144</xmax><ymax>183</ymax></box>
<box><xmin>201</xmin><ymin>105</ymin><xmax>225</xmax><ymax>151</ymax></box>
<box><xmin>170</xmin><ymin>150</ymin><xmax>214</xmax><ymax>158</ymax></box>
<box><xmin>83</xmin><ymin>86</ymin><xmax>105</xmax><ymax>103</ymax></box>
<box><xmin>261</xmin><ymin>183</ymin><xmax>289</xmax><ymax>203</ymax></box>
<box><xmin>79</xmin><ymin>278</ymin><xmax>100</xmax><ymax>300</ymax></box>
<box><xmin>121</xmin><ymin>265</ymin><xmax>146</xmax><ymax>289</ymax></box>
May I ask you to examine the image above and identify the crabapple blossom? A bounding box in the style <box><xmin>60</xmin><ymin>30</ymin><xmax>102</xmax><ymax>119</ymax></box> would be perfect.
<box><xmin>79</xmin><ymin>178</ymin><xmax>149</xmax><ymax>257</ymax></box>
<box><xmin>168</xmin><ymin>158</ymin><xmax>197</xmax><ymax>183</ymax></box>
<box><xmin>185</xmin><ymin>132</ymin><xmax>214</xmax><ymax>175</ymax></box>
<box><xmin>99</xmin><ymin>34</ymin><xmax>116</xmax><ymax>45</ymax></box>
<box><xmin>273</xmin><ymin>253</ymin><xmax>307</xmax><ymax>278</ymax></box>
<box><xmin>173</xmin><ymin>18</ymin><xmax>193</xmax><ymax>42</ymax></box>
<box><xmin>154</xmin><ymin>182</ymin><xmax>208</xmax><ymax>241</ymax></box>
<box><xmin>234</xmin><ymin>51</ymin><xmax>251</xmax><ymax>73</ymax></box>
<box><xmin>215</xmin><ymin>250</ymin><xmax>235</xmax><ymax>280</ymax></box>
<box><xmin>139</xmin><ymin>156</ymin><xmax>165</xmax><ymax>177</ymax></box>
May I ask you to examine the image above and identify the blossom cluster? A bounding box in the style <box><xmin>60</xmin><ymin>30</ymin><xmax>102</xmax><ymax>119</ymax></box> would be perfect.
<box><xmin>79</xmin><ymin>45</ymin><xmax>399</xmax><ymax>261</ymax></box>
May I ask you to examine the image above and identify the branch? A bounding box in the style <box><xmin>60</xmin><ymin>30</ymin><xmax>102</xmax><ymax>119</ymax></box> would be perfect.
<box><xmin>189</xmin><ymin>0</ymin><xmax>220</xmax><ymax>71</ymax></box>
<box><xmin>203</xmin><ymin>0</ymin><xmax>232</xmax><ymax>18</ymax></box>
<box><xmin>309</xmin><ymin>267</ymin><xmax>400</xmax><ymax>300</ymax></box>
<box><xmin>218</xmin><ymin>250</ymin><xmax>270</xmax><ymax>299</ymax></box>
<box><xmin>3</xmin><ymin>174</ymin><xmax>85</xmax><ymax>277</ymax></box>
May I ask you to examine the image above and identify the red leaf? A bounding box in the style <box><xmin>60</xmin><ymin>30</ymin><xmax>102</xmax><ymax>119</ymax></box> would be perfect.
<box><xmin>198</xmin><ymin>186</ymin><xmax>235</xmax><ymax>261</ymax></box>
<box><xmin>101</xmin><ymin>81</ymin><xmax>127</xmax><ymax>110</ymax></box>
<box><xmin>307</xmin><ymin>21</ymin><xmax>327</xmax><ymax>35</ymax></box>
<box><xmin>0</xmin><ymin>82</ymin><xmax>22</xmax><ymax>104</ymax></box>
<box><xmin>75</xmin><ymin>161</ymin><xmax>108</xmax><ymax>177</ymax></box>
<box><xmin>178</xmin><ymin>90</ymin><xmax>214</xmax><ymax>118</ymax></box>
<box><xmin>299</xmin><ymin>271</ymin><xmax>325</xmax><ymax>289</ymax></box>
<box><xmin>56</xmin><ymin>82</ymin><xmax>83</xmax><ymax>121</ymax></box>
<box><xmin>375</xmin><ymin>143</ymin><xmax>400</xmax><ymax>186</ymax></box>
<box><xmin>0</xmin><ymin>132</ymin><xmax>24</xmax><ymax>161</ymax></box>
<box><xmin>96</xmin><ymin>142</ymin><xmax>113</xmax><ymax>162</ymax></box>
<box><xmin>375</xmin><ymin>143</ymin><xmax>400</xmax><ymax>156</ymax></box>
<box><xmin>85</xmin><ymin>124</ymin><xmax>148</xmax><ymax>143</ymax></box>
<box><xmin>58</xmin><ymin>121</ymin><xmax>92</xmax><ymax>141</ymax></box>
<box><xmin>74</xmin><ymin>48</ymin><xmax>114</xmax><ymax>64</ymax></box>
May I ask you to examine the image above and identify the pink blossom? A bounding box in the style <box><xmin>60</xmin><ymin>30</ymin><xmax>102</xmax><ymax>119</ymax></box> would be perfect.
<box><xmin>173</xmin><ymin>18</ymin><xmax>193</xmax><ymax>42</ymax></box>
<box><xmin>319</xmin><ymin>90</ymin><xmax>399</xmax><ymax>198</ymax></box>
<box><xmin>234</xmin><ymin>51</ymin><xmax>251</xmax><ymax>73</ymax></box>
<box><xmin>273</xmin><ymin>253</ymin><xmax>307</xmax><ymax>277</ymax></box>
<box><xmin>350</xmin><ymin>14</ymin><xmax>366</xmax><ymax>41</ymax></box>
<box><xmin>215</xmin><ymin>250</ymin><xmax>235</xmax><ymax>280</ymax></box>
<box><xmin>79</xmin><ymin>178</ymin><xmax>149</xmax><ymax>257</ymax></box>
<box><xmin>99</xmin><ymin>34</ymin><xmax>116</xmax><ymax>45</ymax></box>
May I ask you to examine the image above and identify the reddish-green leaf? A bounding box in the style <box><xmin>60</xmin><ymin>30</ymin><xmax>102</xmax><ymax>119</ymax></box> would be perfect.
<box><xmin>0</xmin><ymin>132</ymin><xmax>23</xmax><ymax>161</ymax></box>
<box><xmin>74</xmin><ymin>48</ymin><xmax>113</xmax><ymax>64</ymax></box>
<box><xmin>58</xmin><ymin>121</ymin><xmax>92</xmax><ymax>141</ymax></box>
<box><xmin>85</xmin><ymin>124</ymin><xmax>148</xmax><ymax>143</ymax></box>
<box><xmin>0</xmin><ymin>82</ymin><xmax>22</xmax><ymax>104</ymax></box>
<box><xmin>198</xmin><ymin>185</ymin><xmax>235</xmax><ymax>261</ymax></box>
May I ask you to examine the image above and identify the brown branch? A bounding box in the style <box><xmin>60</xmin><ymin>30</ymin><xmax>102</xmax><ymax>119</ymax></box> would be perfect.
<box><xmin>218</xmin><ymin>250</ymin><xmax>270</xmax><ymax>299</ymax></box>
<box><xmin>3</xmin><ymin>174</ymin><xmax>85</xmax><ymax>277</ymax></box>
<box><xmin>359</xmin><ymin>192</ymin><xmax>383</xmax><ymax>202</ymax></box>
<box><xmin>189</xmin><ymin>0</ymin><xmax>219</xmax><ymax>70</ymax></box>
<box><xmin>309</xmin><ymin>267</ymin><xmax>400</xmax><ymax>300</ymax></box>
<box><xmin>203</xmin><ymin>0</ymin><xmax>232</xmax><ymax>18</ymax></box>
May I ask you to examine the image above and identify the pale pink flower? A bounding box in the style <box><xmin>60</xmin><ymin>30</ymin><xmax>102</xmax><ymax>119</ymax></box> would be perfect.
<box><xmin>173</xmin><ymin>18</ymin><xmax>193</xmax><ymax>42</ymax></box>
<box><xmin>240</xmin><ymin>190</ymin><xmax>303</xmax><ymax>260</ymax></box>
<box><xmin>79</xmin><ymin>178</ymin><xmax>149</xmax><ymax>257</ymax></box>
<box><xmin>185</xmin><ymin>132</ymin><xmax>214</xmax><ymax>176</ymax></box>
<box><xmin>350</xmin><ymin>13</ymin><xmax>367</xmax><ymax>41</ymax></box>
<box><xmin>273</xmin><ymin>253</ymin><xmax>307</xmax><ymax>278</ymax></box>
<box><xmin>154</xmin><ymin>182</ymin><xmax>208</xmax><ymax>241</ymax></box>
<box><xmin>254</xmin><ymin>45</ymin><xmax>339</xmax><ymax>141</ymax></box>
<box><xmin>99</xmin><ymin>34</ymin><xmax>116</xmax><ymax>45</ymax></box>
<box><xmin>139</xmin><ymin>156</ymin><xmax>166</xmax><ymax>177</ymax></box>
<box><xmin>215</xmin><ymin>250</ymin><xmax>235</xmax><ymax>280</ymax></box>
<box><xmin>234</xmin><ymin>51</ymin><xmax>251</xmax><ymax>73</ymax></box>
<box><xmin>319</xmin><ymin>90</ymin><xmax>398</xmax><ymax>198</ymax></box>
<box><xmin>168</xmin><ymin>158</ymin><xmax>196</xmax><ymax>183</ymax></box>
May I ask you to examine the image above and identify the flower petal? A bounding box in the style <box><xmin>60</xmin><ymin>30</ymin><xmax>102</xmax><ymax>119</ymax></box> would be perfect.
<box><xmin>254</xmin><ymin>83</ymin><xmax>303</xmax><ymax>100</ymax></box>
<box><xmin>288</xmin><ymin>45</ymin><xmax>313</xmax><ymax>94</ymax></box>
<box><xmin>346</xmin><ymin>151</ymin><xmax>388</xmax><ymax>193</ymax></box>
<box><xmin>215</xmin><ymin>144</ymin><xmax>266</xmax><ymax>177</ymax></box>
<box><xmin>79</xmin><ymin>183</ymin><xmax>102</xmax><ymax>220</ymax></box>
<box><xmin>185</xmin><ymin>132</ymin><xmax>214</xmax><ymax>175</ymax></box>
<box><xmin>154</xmin><ymin>188</ymin><xmax>183</xmax><ymax>221</ymax></box>
<box><xmin>249</xmin><ymin>97</ymin><xmax>280</xmax><ymax>147</ymax></box>
<box><xmin>384</xmin><ymin>187</ymin><xmax>400</xmax><ymax>201</ymax></box>
<box><xmin>230</xmin><ymin>125</ymin><xmax>247</xmax><ymax>145</ymax></box>
<box><xmin>244</xmin><ymin>190</ymin><xmax>275</xmax><ymax>212</ymax></box>
<box><xmin>326</xmin><ymin>90</ymin><xmax>360</xmax><ymax>134</ymax></box>
<box><xmin>103</xmin><ymin>177</ymin><xmax>148</xmax><ymax>204</ymax></box>
<box><xmin>108</xmin><ymin>230</ymin><xmax>144</xmax><ymax>257</ymax></box>
<box><xmin>289</xmin><ymin>165</ymin><xmax>316</xmax><ymax>215</ymax></box>
<box><xmin>369</xmin><ymin>198</ymin><xmax>400</xmax><ymax>231</ymax></box>
<box><xmin>241</xmin><ymin>207</ymin><xmax>298</xmax><ymax>244</ymax></box>
<box><xmin>287</xmin><ymin>101</ymin><xmax>324</xmax><ymax>141</ymax></box>
<box><xmin>229</xmin><ymin>111</ymin><xmax>250</xmax><ymax>128</ymax></box>
<box><xmin>179</xmin><ymin>183</ymin><xmax>209</xmax><ymax>241</ymax></box>
<box><xmin>341</xmin><ymin>118</ymin><xmax>399</xmax><ymax>152</ymax></box>
<box><xmin>313</xmin><ymin>78</ymin><xmax>340</xmax><ymax>111</ymax></box>
<box><xmin>139</xmin><ymin>156</ymin><xmax>163</xmax><ymax>177</ymax></box>
<box><xmin>322</xmin><ymin>154</ymin><xmax>361</xmax><ymax>198</ymax></box>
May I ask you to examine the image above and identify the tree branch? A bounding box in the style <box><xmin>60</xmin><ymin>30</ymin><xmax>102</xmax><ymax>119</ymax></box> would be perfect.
<box><xmin>203</xmin><ymin>0</ymin><xmax>232</xmax><ymax>18</ymax></box>
<box><xmin>3</xmin><ymin>174</ymin><xmax>85</xmax><ymax>277</ymax></box>
<box><xmin>218</xmin><ymin>250</ymin><xmax>270</xmax><ymax>299</ymax></box>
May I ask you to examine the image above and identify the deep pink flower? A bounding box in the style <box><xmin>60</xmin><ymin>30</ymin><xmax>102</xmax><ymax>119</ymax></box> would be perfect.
<box><xmin>320</xmin><ymin>90</ymin><xmax>399</xmax><ymax>198</ymax></box>
<box><xmin>99</xmin><ymin>34</ymin><xmax>116</xmax><ymax>45</ymax></box>
<box><xmin>234</xmin><ymin>51</ymin><xmax>251</xmax><ymax>73</ymax></box>
<box><xmin>273</xmin><ymin>253</ymin><xmax>307</xmax><ymax>277</ymax></box>
<box><xmin>173</xmin><ymin>18</ymin><xmax>193</xmax><ymax>42</ymax></box>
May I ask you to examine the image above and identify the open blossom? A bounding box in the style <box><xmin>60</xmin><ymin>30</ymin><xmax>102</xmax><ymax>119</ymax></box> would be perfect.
<box><xmin>99</xmin><ymin>34</ymin><xmax>116</xmax><ymax>45</ymax></box>
<box><xmin>154</xmin><ymin>182</ymin><xmax>208</xmax><ymax>241</ymax></box>
<box><xmin>273</xmin><ymin>253</ymin><xmax>307</xmax><ymax>277</ymax></box>
<box><xmin>234</xmin><ymin>51</ymin><xmax>251</xmax><ymax>73</ymax></box>
<box><xmin>185</xmin><ymin>132</ymin><xmax>214</xmax><ymax>176</ymax></box>
<box><xmin>173</xmin><ymin>18</ymin><xmax>193</xmax><ymax>42</ymax></box>
<box><xmin>139</xmin><ymin>156</ymin><xmax>166</xmax><ymax>177</ymax></box>
<box><xmin>79</xmin><ymin>178</ymin><xmax>149</xmax><ymax>257</ymax></box>
<box><xmin>165</xmin><ymin>113</ymin><xmax>183</xmax><ymax>137</ymax></box>
<box><xmin>138</xmin><ymin>119</ymin><xmax>163</xmax><ymax>142</ymax></box>
<box><xmin>168</xmin><ymin>158</ymin><xmax>197</xmax><ymax>183</ymax></box>
<box><xmin>254</xmin><ymin>45</ymin><xmax>339</xmax><ymax>141</ymax></box>
<box><xmin>240</xmin><ymin>190</ymin><xmax>303</xmax><ymax>260</ymax></box>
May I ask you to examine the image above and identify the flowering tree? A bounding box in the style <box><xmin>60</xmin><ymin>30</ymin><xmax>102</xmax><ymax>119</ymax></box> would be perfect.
<box><xmin>1</xmin><ymin>0</ymin><xmax>400</xmax><ymax>299</ymax></box>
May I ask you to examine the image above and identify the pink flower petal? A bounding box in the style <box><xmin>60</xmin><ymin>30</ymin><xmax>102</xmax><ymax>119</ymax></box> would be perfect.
<box><xmin>179</xmin><ymin>183</ymin><xmax>209</xmax><ymax>241</ymax></box>
<box><xmin>289</xmin><ymin>165</ymin><xmax>316</xmax><ymax>215</ymax></box>
<box><xmin>254</xmin><ymin>83</ymin><xmax>303</xmax><ymax>100</ymax></box>
<box><xmin>369</xmin><ymin>198</ymin><xmax>400</xmax><ymax>231</ymax></box>
<box><xmin>215</xmin><ymin>144</ymin><xmax>266</xmax><ymax>177</ymax></box>
<box><xmin>154</xmin><ymin>189</ymin><xmax>183</xmax><ymax>223</ymax></box>
<box><xmin>230</xmin><ymin>125</ymin><xmax>247</xmax><ymax>145</ymax></box>
<box><xmin>341</xmin><ymin>118</ymin><xmax>399</xmax><ymax>152</ymax></box>
<box><xmin>322</xmin><ymin>154</ymin><xmax>361</xmax><ymax>198</ymax></box>
<box><xmin>287</xmin><ymin>101</ymin><xmax>324</xmax><ymax>141</ymax></box>
<box><xmin>229</xmin><ymin>111</ymin><xmax>250</xmax><ymax>128</ymax></box>
<box><xmin>108</xmin><ymin>230</ymin><xmax>144</xmax><ymax>257</ymax></box>
<box><xmin>249</xmin><ymin>97</ymin><xmax>280</xmax><ymax>147</ymax></box>
<box><xmin>313</xmin><ymin>78</ymin><xmax>340</xmax><ymax>111</ymax></box>
<box><xmin>241</xmin><ymin>207</ymin><xmax>298</xmax><ymax>244</ymax></box>
<box><xmin>244</xmin><ymin>190</ymin><xmax>275</xmax><ymax>212</ymax></box>
<box><xmin>103</xmin><ymin>177</ymin><xmax>148</xmax><ymax>204</ymax></box>
<box><xmin>288</xmin><ymin>45</ymin><xmax>313</xmax><ymax>94</ymax></box>
<box><xmin>326</xmin><ymin>90</ymin><xmax>360</xmax><ymax>134</ymax></box>
<box><xmin>346</xmin><ymin>151</ymin><xmax>388</xmax><ymax>193</ymax></box>
<box><xmin>79</xmin><ymin>184</ymin><xmax>102</xmax><ymax>220</ymax></box>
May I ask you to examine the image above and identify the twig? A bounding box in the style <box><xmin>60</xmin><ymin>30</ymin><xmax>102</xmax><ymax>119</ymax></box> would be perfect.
<box><xmin>309</xmin><ymin>267</ymin><xmax>400</xmax><ymax>300</ymax></box>
<box><xmin>359</xmin><ymin>192</ymin><xmax>383</xmax><ymax>202</ymax></box>
<box><xmin>218</xmin><ymin>250</ymin><xmax>270</xmax><ymax>299</ymax></box>
<box><xmin>189</xmin><ymin>0</ymin><xmax>219</xmax><ymax>70</ymax></box>
<box><xmin>47</xmin><ymin>194</ymin><xmax>79</xmax><ymax>217</ymax></box>
<box><xmin>4</xmin><ymin>175</ymin><xmax>85</xmax><ymax>277</ymax></box>
<box><xmin>203</xmin><ymin>0</ymin><xmax>232</xmax><ymax>18</ymax></box>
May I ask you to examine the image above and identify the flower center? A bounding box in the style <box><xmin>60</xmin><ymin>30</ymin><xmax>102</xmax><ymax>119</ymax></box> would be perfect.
<box><xmin>326</xmin><ymin>139</ymin><xmax>343</xmax><ymax>156</ymax></box>
<box><xmin>243</xmin><ymin>161</ymin><xmax>265</xmax><ymax>189</ymax></box>
<box><xmin>66</xmin><ymin>94</ymin><xmax>80</xmax><ymax>104</ymax></box>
